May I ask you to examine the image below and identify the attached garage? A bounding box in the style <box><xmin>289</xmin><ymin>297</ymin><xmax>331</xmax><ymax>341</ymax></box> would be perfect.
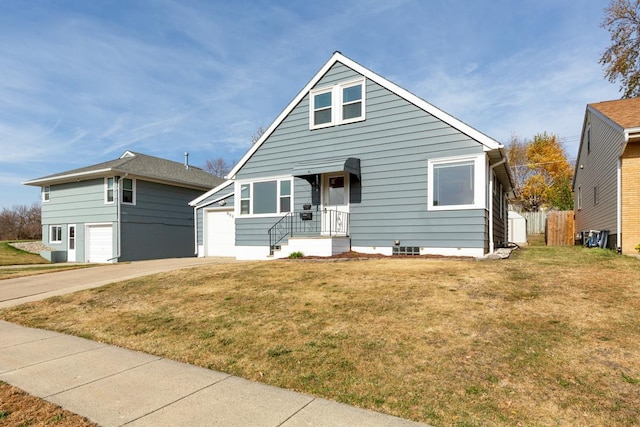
<box><xmin>205</xmin><ymin>209</ymin><xmax>235</xmax><ymax>257</ymax></box>
<box><xmin>87</xmin><ymin>224</ymin><xmax>114</xmax><ymax>263</ymax></box>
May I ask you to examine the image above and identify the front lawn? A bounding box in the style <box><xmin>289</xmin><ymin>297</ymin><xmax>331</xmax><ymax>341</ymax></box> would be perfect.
<box><xmin>0</xmin><ymin>241</ymin><xmax>49</xmax><ymax>266</ymax></box>
<box><xmin>1</xmin><ymin>246</ymin><xmax>638</xmax><ymax>426</ymax></box>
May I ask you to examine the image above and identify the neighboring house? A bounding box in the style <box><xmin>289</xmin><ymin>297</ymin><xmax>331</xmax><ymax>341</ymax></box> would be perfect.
<box><xmin>572</xmin><ymin>97</ymin><xmax>640</xmax><ymax>254</ymax></box>
<box><xmin>190</xmin><ymin>52</ymin><xmax>513</xmax><ymax>260</ymax></box>
<box><xmin>24</xmin><ymin>151</ymin><xmax>224</xmax><ymax>263</ymax></box>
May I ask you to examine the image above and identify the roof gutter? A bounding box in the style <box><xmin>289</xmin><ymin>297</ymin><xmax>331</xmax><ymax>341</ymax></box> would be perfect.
<box><xmin>22</xmin><ymin>168</ymin><xmax>114</xmax><ymax>186</ymax></box>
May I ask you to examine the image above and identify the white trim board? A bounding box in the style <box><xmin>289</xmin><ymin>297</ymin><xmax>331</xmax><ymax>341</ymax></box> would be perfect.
<box><xmin>227</xmin><ymin>52</ymin><xmax>502</xmax><ymax>179</ymax></box>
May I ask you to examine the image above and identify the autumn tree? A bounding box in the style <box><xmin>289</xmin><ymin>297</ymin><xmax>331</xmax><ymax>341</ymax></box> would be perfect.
<box><xmin>508</xmin><ymin>132</ymin><xmax>574</xmax><ymax>212</ymax></box>
<box><xmin>600</xmin><ymin>0</ymin><xmax>640</xmax><ymax>98</ymax></box>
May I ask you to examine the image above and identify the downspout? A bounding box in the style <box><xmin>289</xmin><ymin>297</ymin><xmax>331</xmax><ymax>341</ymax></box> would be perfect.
<box><xmin>489</xmin><ymin>158</ymin><xmax>507</xmax><ymax>253</ymax></box>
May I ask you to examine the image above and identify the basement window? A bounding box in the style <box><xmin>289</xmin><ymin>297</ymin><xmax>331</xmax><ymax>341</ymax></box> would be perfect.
<box><xmin>393</xmin><ymin>246</ymin><xmax>421</xmax><ymax>256</ymax></box>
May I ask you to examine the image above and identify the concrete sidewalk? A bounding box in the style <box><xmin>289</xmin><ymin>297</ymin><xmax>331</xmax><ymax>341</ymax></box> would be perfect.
<box><xmin>0</xmin><ymin>321</ymin><xmax>429</xmax><ymax>427</ymax></box>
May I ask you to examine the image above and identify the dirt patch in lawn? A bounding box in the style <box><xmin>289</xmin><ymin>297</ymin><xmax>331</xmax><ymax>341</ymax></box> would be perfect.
<box><xmin>1</xmin><ymin>246</ymin><xmax>639</xmax><ymax>426</ymax></box>
<box><xmin>0</xmin><ymin>381</ymin><xmax>97</xmax><ymax>426</ymax></box>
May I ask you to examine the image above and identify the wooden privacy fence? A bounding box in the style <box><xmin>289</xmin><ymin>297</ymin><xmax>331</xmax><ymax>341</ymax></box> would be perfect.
<box><xmin>546</xmin><ymin>211</ymin><xmax>575</xmax><ymax>246</ymax></box>
<box><xmin>520</xmin><ymin>211</ymin><xmax>547</xmax><ymax>235</ymax></box>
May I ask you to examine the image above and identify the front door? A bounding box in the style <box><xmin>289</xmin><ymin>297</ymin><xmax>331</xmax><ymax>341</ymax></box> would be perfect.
<box><xmin>67</xmin><ymin>224</ymin><xmax>76</xmax><ymax>262</ymax></box>
<box><xmin>322</xmin><ymin>173</ymin><xmax>349</xmax><ymax>235</ymax></box>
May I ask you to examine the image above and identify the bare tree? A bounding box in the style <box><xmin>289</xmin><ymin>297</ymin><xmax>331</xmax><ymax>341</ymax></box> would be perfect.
<box><xmin>600</xmin><ymin>0</ymin><xmax>640</xmax><ymax>98</ymax></box>
<box><xmin>0</xmin><ymin>204</ymin><xmax>41</xmax><ymax>240</ymax></box>
<box><xmin>203</xmin><ymin>157</ymin><xmax>231</xmax><ymax>178</ymax></box>
<box><xmin>251</xmin><ymin>125</ymin><xmax>266</xmax><ymax>145</ymax></box>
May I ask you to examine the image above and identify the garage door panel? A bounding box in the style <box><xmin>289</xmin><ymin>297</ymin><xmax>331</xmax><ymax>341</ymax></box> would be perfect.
<box><xmin>87</xmin><ymin>225</ymin><xmax>113</xmax><ymax>263</ymax></box>
<box><xmin>206</xmin><ymin>210</ymin><xmax>235</xmax><ymax>257</ymax></box>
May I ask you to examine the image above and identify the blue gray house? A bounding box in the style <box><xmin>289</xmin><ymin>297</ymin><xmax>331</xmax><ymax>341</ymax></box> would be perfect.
<box><xmin>24</xmin><ymin>151</ymin><xmax>223</xmax><ymax>262</ymax></box>
<box><xmin>190</xmin><ymin>52</ymin><xmax>513</xmax><ymax>260</ymax></box>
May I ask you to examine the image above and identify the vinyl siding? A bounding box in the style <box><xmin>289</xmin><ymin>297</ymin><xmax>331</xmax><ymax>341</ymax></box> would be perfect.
<box><xmin>119</xmin><ymin>180</ymin><xmax>202</xmax><ymax>261</ymax></box>
<box><xmin>42</xmin><ymin>177</ymin><xmax>203</xmax><ymax>262</ymax></box>
<box><xmin>574</xmin><ymin>109</ymin><xmax>621</xmax><ymax>248</ymax></box>
<box><xmin>235</xmin><ymin>62</ymin><xmax>489</xmax><ymax>250</ymax></box>
<box><xmin>41</xmin><ymin>179</ymin><xmax>118</xmax><ymax>261</ymax></box>
<box><xmin>195</xmin><ymin>184</ymin><xmax>235</xmax><ymax>246</ymax></box>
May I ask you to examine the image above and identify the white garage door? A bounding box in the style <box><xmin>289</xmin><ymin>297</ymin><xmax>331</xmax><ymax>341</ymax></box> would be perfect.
<box><xmin>206</xmin><ymin>210</ymin><xmax>235</xmax><ymax>257</ymax></box>
<box><xmin>87</xmin><ymin>225</ymin><xmax>113</xmax><ymax>263</ymax></box>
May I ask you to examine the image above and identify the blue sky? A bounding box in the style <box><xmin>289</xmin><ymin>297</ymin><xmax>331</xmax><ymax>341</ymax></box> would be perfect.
<box><xmin>0</xmin><ymin>0</ymin><xmax>620</xmax><ymax>209</ymax></box>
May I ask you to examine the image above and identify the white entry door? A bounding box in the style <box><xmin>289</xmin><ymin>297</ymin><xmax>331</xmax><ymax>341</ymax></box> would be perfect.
<box><xmin>67</xmin><ymin>224</ymin><xmax>76</xmax><ymax>262</ymax></box>
<box><xmin>322</xmin><ymin>173</ymin><xmax>349</xmax><ymax>235</ymax></box>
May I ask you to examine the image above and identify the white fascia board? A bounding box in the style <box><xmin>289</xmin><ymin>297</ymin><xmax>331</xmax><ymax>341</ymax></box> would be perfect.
<box><xmin>189</xmin><ymin>180</ymin><xmax>234</xmax><ymax>206</ymax></box>
<box><xmin>572</xmin><ymin>106</ymin><xmax>591</xmax><ymax>190</ymax></box>
<box><xmin>334</xmin><ymin>54</ymin><xmax>503</xmax><ymax>151</ymax></box>
<box><xmin>227</xmin><ymin>55</ymin><xmax>341</xmax><ymax>179</ymax></box>
<box><xmin>588</xmin><ymin>105</ymin><xmax>626</xmax><ymax>135</ymax></box>
<box><xmin>194</xmin><ymin>193</ymin><xmax>233</xmax><ymax>210</ymax></box>
<box><xmin>227</xmin><ymin>52</ymin><xmax>502</xmax><ymax>179</ymax></box>
<box><xmin>22</xmin><ymin>168</ymin><xmax>114</xmax><ymax>186</ymax></box>
<box><xmin>624</xmin><ymin>127</ymin><xmax>640</xmax><ymax>140</ymax></box>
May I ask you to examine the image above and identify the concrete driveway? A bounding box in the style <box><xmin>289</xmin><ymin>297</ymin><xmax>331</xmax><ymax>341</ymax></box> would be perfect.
<box><xmin>0</xmin><ymin>257</ymin><xmax>237</xmax><ymax>309</ymax></box>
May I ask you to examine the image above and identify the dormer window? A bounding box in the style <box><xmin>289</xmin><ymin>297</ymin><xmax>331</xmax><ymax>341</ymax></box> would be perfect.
<box><xmin>310</xmin><ymin>79</ymin><xmax>365</xmax><ymax>129</ymax></box>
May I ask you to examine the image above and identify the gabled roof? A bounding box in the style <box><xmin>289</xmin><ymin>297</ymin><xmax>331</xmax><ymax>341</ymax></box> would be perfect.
<box><xmin>24</xmin><ymin>151</ymin><xmax>224</xmax><ymax>190</ymax></box>
<box><xmin>189</xmin><ymin>180</ymin><xmax>234</xmax><ymax>206</ymax></box>
<box><xmin>589</xmin><ymin>98</ymin><xmax>640</xmax><ymax>130</ymax></box>
<box><xmin>227</xmin><ymin>52</ymin><xmax>505</xmax><ymax>179</ymax></box>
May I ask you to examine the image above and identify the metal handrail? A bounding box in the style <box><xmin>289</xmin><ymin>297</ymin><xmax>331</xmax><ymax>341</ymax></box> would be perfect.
<box><xmin>267</xmin><ymin>209</ymin><xmax>349</xmax><ymax>255</ymax></box>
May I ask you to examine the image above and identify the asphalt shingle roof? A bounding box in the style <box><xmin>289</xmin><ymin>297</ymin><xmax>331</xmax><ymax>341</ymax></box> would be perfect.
<box><xmin>25</xmin><ymin>151</ymin><xmax>224</xmax><ymax>190</ymax></box>
<box><xmin>589</xmin><ymin>97</ymin><xmax>640</xmax><ymax>130</ymax></box>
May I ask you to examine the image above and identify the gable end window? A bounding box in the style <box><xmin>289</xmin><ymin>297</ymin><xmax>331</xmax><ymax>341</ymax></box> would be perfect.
<box><xmin>238</xmin><ymin>179</ymin><xmax>293</xmax><ymax>216</ymax></box>
<box><xmin>42</xmin><ymin>186</ymin><xmax>50</xmax><ymax>202</ymax></box>
<box><xmin>310</xmin><ymin>79</ymin><xmax>365</xmax><ymax>129</ymax></box>
<box><xmin>428</xmin><ymin>155</ymin><xmax>485</xmax><ymax>211</ymax></box>
<box><xmin>49</xmin><ymin>225</ymin><xmax>62</xmax><ymax>244</ymax></box>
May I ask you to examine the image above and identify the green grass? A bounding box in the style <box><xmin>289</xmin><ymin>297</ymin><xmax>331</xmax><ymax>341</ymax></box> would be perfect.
<box><xmin>0</xmin><ymin>241</ymin><xmax>49</xmax><ymax>266</ymax></box>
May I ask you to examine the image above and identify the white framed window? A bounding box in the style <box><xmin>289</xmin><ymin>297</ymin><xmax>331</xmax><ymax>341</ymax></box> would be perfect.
<box><xmin>42</xmin><ymin>186</ymin><xmax>50</xmax><ymax>202</ymax></box>
<box><xmin>309</xmin><ymin>79</ymin><xmax>365</xmax><ymax>129</ymax></box>
<box><xmin>240</xmin><ymin>183</ymin><xmax>251</xmax><ymax>214</ymax></box>
<box><xmin>311</xmin><ymin>88</ymin><xmax>333</xmax><ymax>128</ymax></box>
<box><xmin>341</xmin><ymin>81</ymin><xmax>363</xmax><ymax>123</ymax></box>
<box><xmin>49</xmin><ymin>225</ymin><xmax>62</xmax><ymax>244</ymax></box>
<box><xmin>428</xmin><ymin>155</ymin><xmax>486</xmax><ymax>211</ymax></box>
<box><xmin>121</xmin><ymin>178</ymin><xmax>135</xmax><ymax>205</ymax></box>
<box><xmin>105</xmin><ymin>177</ymin><xmax>115</xmax><ymax>203</ymax></box>
<box><xmin>238</xmin><ymin>178</ymin><xmax>293</xmax><ymax>216</ymax></box>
